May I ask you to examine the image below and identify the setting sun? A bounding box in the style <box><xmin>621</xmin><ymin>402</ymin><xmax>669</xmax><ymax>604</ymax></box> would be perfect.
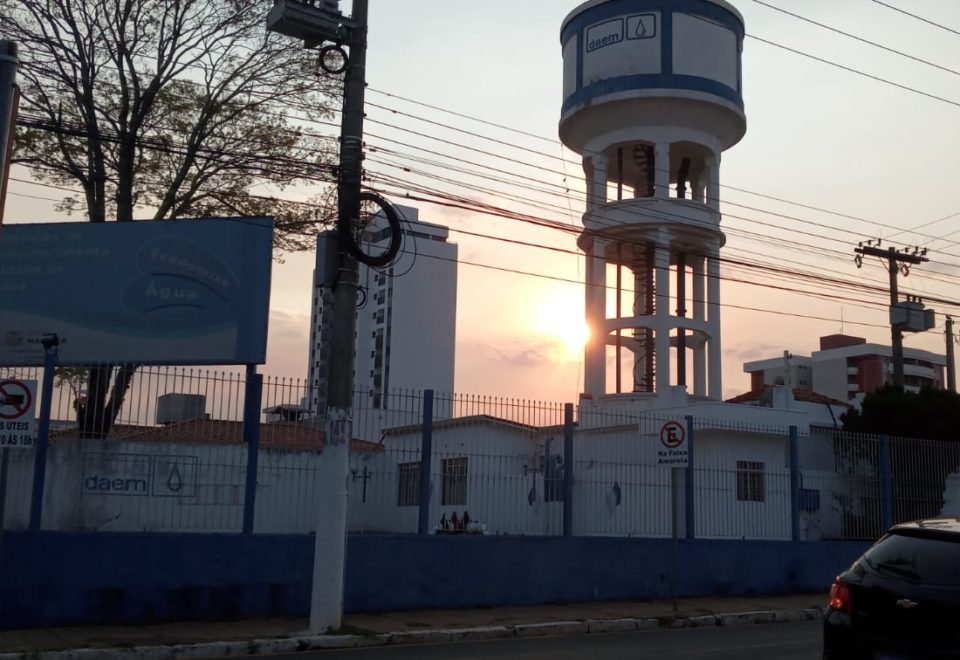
<box><xmin>531</xmin><ymin>289</ymin><xmax>590</xmax><ymax>360</ymax></box>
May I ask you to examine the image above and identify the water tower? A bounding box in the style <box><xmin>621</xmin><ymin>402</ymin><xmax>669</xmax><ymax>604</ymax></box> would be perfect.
<box><xmin>560</xmin><ymin>0</ymin><xmax>746</xmax><ymax>401</ymax></box>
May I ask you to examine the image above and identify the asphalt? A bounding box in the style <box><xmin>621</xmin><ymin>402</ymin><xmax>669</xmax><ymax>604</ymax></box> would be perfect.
<box><xmin>0</xmin><ymin>593</ymin><xmax>828</xmax><ymax>659</ymax></box>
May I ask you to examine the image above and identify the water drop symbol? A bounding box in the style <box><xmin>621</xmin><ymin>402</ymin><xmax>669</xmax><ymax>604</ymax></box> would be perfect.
<box><xmin>167</xmin><ymin>464</ymin><xmax>183</xmax><ymax>493</ymax></box>
<box><xmin>636</xmin><ymin>18</ymin><xmax>647</xmax><ymax>38</ymax></box>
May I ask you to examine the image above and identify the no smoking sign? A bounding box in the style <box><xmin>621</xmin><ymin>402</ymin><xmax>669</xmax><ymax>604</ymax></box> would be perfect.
<box><xmin>0</xmin><ymin>379</ymin><xmax>37</xmax><ymax>449</ymax></box>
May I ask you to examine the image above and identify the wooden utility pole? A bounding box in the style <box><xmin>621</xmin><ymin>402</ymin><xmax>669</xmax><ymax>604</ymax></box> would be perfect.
<box><xmin>855</xmin><ymin>243</ymin><xmax>929</xmax><ymax>389</ymax></box>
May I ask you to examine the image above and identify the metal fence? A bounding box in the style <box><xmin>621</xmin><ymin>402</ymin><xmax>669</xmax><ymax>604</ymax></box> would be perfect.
<box><xmin>2</xmin><ymin>365</ymin><xmax>959</xmax><ymax>541</ymax></box>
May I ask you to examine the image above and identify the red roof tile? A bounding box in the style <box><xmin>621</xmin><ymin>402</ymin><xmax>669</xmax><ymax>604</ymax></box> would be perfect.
<box><xmin>50</xmin><ymin>419</ymin><xmax>382</xmax><ymax>452</ymax></box>
<box><xmin>725</xmin><ymin>387</ymin><xmax>850</xmax><ymax>408</ymax></box>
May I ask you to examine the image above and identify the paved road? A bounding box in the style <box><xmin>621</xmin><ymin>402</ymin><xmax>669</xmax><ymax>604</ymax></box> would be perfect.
<box><xmin>256</xmin><ymin>621</ymin><xmax>822</xmax><ymax>659</ymax></box>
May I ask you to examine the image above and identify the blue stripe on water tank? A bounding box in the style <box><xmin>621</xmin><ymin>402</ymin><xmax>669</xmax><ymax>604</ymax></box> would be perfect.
<box><xmin>561</xmin><ymin>0</ymin><xmax>745</xmax><ymax>46</ymax></box>
<box><xmin>561</xmin><ymin>73</ymin><xmax>745</xmax><ymax>115</ymax></box>
<box><xmin>661</xmin><ymin>10</ymin><xmax>673</xmax><ymax>75</ymax></box>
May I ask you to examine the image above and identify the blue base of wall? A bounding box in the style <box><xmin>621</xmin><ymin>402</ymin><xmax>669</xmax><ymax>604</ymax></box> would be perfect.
<box><xmin>0</xmin><ymin>532</ymin><xmax>870</xmax><ymax>629</ymax></box>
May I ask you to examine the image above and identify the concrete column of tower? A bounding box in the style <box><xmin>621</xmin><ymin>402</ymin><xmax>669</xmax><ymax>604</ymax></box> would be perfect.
<box><xmin>707</xmin><ymin>244</ymin><xmax>723</xmax><ymax>399</ymax></box>
<box><xmin>654</xmin><ymin>230</ymin><xmax>672</xmax><ymax>393</ymax></box>
<box><xmin>706</xmin><ymin>155</ymin><xmax>720</xmax><ymax>212</ymax></box>
<box><xmin>654</xmin><ymin>143</ymin><xmax>670</xmax><ymax>199</ymax></box>
<box><xmin>692</xmin><ymin>254</ymin><xmax>707</xmax><ymax>397</ymax></box>
<box><xmin>588</xmin><ymin>154</ymin><xmax>609</xmax><ymax>211</ymax></box>
<box><xmin>633</xmin><ymin>247</ymin><xmax>654</xmax><ymax>392</ymax></box>
<box><xmin>584</xmin><ymin>239</ymin><xmax>608</xmax><ymax>396</ymax></box>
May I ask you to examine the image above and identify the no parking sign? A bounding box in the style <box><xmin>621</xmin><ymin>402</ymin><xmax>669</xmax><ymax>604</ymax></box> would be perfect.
<box><xmin>0</xmin><ymin>379</ymin><xmax>37</xmax><ymax>449</ymax></box>
<box><xmin>657</xmin><ymin>420</ymin><xmax>689</xmax><ymax>467</ymax></box>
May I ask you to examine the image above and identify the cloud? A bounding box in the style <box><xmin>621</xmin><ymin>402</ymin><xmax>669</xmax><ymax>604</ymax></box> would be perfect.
<box><xmin>723</xmin><ymin>342</ymin><xmax>787</xmax><ymax>364</ymax></box>
<box><xmin>460</xmin><ymin>336</ymin><xmax>567</xmax><ymax>367</ymax></box>
<box><xmin>264</xmin><ymin>309</ymin><xmax>312</xmax><ymax>379</ymax></box>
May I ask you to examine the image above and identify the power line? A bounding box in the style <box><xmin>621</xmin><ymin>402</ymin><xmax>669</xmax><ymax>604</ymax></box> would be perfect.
<box><xmin>747</xmin><ymin>34</ymin><xmax>960</xmax><ymax>109</ymax></box>
<box><xmin>748</xmin><ymin>0</ymin><xmax>960</xmax><ymax>78</ymax></box>
<box><xmin>870</xmin><ymin>0</ymin><xmax>960</xmax><ymax>38</ymax></box>
<box><xmin>19</xmin><ymin>115</ymin><xmax>960</xmax><ymax>305</ymax></box>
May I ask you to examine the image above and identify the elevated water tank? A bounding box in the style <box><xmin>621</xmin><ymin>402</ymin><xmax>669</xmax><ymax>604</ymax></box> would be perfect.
<box><xmin>560</xmin><ymin>0</ymin><xmax>746</xmax><ymax>154</ymax></box>
<box><xmin>560</xmin><ymin>0</ymin><xmax>747</xmax><ymax>402</ymax></box>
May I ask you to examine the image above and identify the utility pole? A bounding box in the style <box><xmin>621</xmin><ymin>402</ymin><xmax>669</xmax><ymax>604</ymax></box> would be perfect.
<box><xmin>0</xmin><ymin>40</ymin><xmax>20</xmax><ymax>225</ymax></box>
<box><xmin>0</xmin><ymin>40</ymin><xmax>19</xmax><ymax>559</ymax></box>
<box><xmin>855</xmin><ymin>242</ymin><xmax>931</xmax><ymax>389</ymax></box>
<box><xmin>268</xmin><ymin>0</ymin><xmax>369</xmax><ymax>633</ymax></box>
<box><xmin>946</xmin><ymin>316</ymin><xmax>956</xmax><ymax>393</ymax></box>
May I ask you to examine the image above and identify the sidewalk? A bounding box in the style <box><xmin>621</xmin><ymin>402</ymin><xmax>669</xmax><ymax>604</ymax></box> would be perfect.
<box><xmin>0</xmin><ymin>593</ymin><xmax>827</xmax><ymax>659</ymax></box>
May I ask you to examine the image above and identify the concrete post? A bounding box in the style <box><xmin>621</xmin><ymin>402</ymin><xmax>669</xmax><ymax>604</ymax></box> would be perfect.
<box><xmin>706</xmin><ymin>155</ymin><xmax>720</xmax><ymax>212</ymax></box>
<box><xmin>692</xmin><ymin>256</ymin><xmax>706</xmax><ymax>396</ymax></box>
<box><xmin>654</xmin><ymin>234</ymin><xmax>671</xmax><ymax>393</ymax></box>
<box><xmin>707</xmin><ymin>247</ymin><xmax>723</xmax><ymax>400</ymax></box>
<box><xmin>584</xmin><ymin>241</ymin><xmax>607</xmax><ymax>397</ymax></box>
<box><xmin>654</xmin><ymin>143</ymin><xmax>670</xmax><ymax>199</ymax></box>
<box><xmin>0</xmin><ymin>40</ymin><xmax>18</xmax><ymax>224</ymax></box>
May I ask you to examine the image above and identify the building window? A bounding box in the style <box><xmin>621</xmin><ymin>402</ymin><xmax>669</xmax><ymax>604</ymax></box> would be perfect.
<box><xmin>376</xmin><ymin>309</ymin><xmax>385</xmax><ymax>324</ymax></box>
<box><xmin>737</xmin><ymin>461</ymin><xmax>765</xmax><ymax>502</ymax></box>
<box><xmin>397</xmin><ymin>462</ymin><xmax>420</xmax><ymax>507</ymax></box>
<box><xmin>441</xmin><ymin>457</ymin><xmax>468</xmax><ymax>506</ymax></box>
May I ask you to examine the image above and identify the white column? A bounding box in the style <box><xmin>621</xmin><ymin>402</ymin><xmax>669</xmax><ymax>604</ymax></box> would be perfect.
<box><xmin>693</xmin><ymin>178</ymin><xmax>706</xmax><ymax>205</ymax></box>
<box><xmin>706</xmin><ymin>155</ymin><xmax>720</xmax><ymax>212</ymax></box>
<box><xmin>654</xmin><ymin>231</ymin><xmax>671</xmax><ymax>393</ymax></box>
<box><xmin>310</xmin><ymin>413</ymin><xmax>351</xmax><ymax>632</ymax></box>
<box><xmin>587</xmin><ymin>154</ymin><xmax>608</xmax><ymax>212</ymax></box>
<box><xmin>654</xmin><ymin>143</ymin><xmax>670</xmax><ymax>199</ymax></box>
<box><xmin>584</xmin><ymin>239</ymin><xmax>607</xmax><ymax>397</ymax></box>
<box><xmin>692</xmin><ymin>255</ymin><xmax>707</xmax><ymax>397</ymax></box>
<box><xmin>707</xmin><ymin>245</ymin><xmax>723</xmax><ymax>400</ymax></box>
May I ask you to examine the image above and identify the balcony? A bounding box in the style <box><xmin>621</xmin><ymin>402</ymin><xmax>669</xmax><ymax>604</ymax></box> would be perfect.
<box><xmin>584</xmin><ymin>197</ymin><xmax>722</xmax><ymax>243</ymax></box>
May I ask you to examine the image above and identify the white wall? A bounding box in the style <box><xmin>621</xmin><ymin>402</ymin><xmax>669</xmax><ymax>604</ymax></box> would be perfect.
<box><xmin>1</xmin><ymin>438</ymin><xmax>380</xmax><ymax>534</ymax></box>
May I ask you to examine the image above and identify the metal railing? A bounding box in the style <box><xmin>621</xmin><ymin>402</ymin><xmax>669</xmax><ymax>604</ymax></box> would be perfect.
<box><xmin>1</xmin><ymin>365</ymin><xmax>958</xmax><ymax>541</ymax></box>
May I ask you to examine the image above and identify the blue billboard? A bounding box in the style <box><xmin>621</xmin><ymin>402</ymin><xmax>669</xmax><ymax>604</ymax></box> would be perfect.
<box><xmin>0</xmin><ymin>218</ymin><xmax>273</xmax><ymax>366</ymax></box>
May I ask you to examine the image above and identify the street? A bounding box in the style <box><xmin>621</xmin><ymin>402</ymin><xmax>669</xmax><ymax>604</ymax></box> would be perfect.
<box><xmin>255</xmin><ymin>622</ymin><xmax>822</xmax><ymax>659</ymax></box>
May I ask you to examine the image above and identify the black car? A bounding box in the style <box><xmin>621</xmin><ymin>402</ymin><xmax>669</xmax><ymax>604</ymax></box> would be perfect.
<box><xmin>824</xmin><ymin>518</ymin><xmax>960</xmax><ymax>659</ymax></box>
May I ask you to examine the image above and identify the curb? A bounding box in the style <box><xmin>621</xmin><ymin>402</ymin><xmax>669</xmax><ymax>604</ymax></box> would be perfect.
<box><xmin>0</xmin><ymin>608</ymin><xmax>824</xmax><ymax>659</ymax></box>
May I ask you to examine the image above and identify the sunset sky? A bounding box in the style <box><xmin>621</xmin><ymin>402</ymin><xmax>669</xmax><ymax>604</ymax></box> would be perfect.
<box><xmin>7</xmin><ymin>0</ymin><xmax>960</xmax><ymax>403</ymax></box>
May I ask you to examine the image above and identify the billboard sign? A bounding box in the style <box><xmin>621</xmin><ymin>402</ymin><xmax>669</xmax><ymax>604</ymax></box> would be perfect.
<box><xmin>0</xmin><ymin>218</ymin><xmax>273</xmax><ymax>365</ymax></box>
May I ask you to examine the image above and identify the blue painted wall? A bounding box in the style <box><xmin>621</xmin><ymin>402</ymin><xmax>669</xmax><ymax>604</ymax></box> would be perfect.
<box><xmin>0</xmin><ymin>532</ymin><xmax>869</xmax><ymax>629</ymax></box>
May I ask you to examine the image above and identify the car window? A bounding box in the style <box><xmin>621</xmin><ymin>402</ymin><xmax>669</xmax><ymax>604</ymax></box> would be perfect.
<box><xmin>864</xmin><ymin>532</ymin><xmax>960</xmax><ymax>586</ymax></box>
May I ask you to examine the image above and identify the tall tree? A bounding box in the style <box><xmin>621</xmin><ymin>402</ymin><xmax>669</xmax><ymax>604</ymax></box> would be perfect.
<box><xmin>842</xmin><ymin>385</ymin><xmax>960</xmax><ymax>525</ymax></box>
<box><xmin>1</xmin><ymin>0</ymin><xmax>337</xmax><ymax>437</ymax></box>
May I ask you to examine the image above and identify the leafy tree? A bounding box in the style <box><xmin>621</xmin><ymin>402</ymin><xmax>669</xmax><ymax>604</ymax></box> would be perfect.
<box><xmin>842</xmin><ymin>385</ymin><xmax>960</xmax><ymax>524</ymax></box>
<box><xmin>54</xmin><ymin>366</ymin><xmax>88</xmax><ymax>409</ymax></box>
<box><xmin>1</xmin><ymin>0</ymin><xmax>338</xmax><ymax>437</ymax></box>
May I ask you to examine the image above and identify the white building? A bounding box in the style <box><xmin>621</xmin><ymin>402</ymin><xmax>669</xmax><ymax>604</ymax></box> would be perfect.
<box><xmin>743</xmin><ymin>334</ymin><xmax>947</xmax><ymax>404</ymax></box>
<box><xmin>306</xmin><ymin>206</ymin><xmax>458</xmax><ymax>435</ymax></box>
